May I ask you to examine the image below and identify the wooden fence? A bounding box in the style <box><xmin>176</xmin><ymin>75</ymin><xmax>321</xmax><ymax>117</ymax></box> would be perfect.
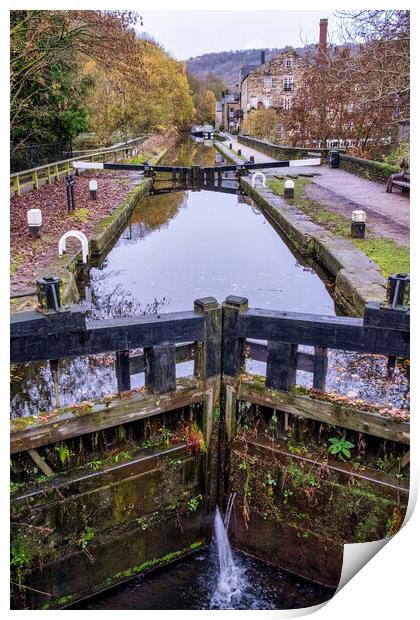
<box><xmin>11</xmin><ymin>279</ymin><xmax>410</xmax><ymax>459</ymax></box>
<box><xmin>10</xmin><ymin>136</ymin><xmax>145</xmax><ymax>197</ymax></box>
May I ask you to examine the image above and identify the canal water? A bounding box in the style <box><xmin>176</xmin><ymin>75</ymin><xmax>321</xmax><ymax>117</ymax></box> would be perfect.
<box><xmin>11</xmin><ymin>135</ymin><xmax>409</xmax><ymax>417</ymax></box>
<box><xmin>73</xmin><ymin>545</ymin><xmax>334</xmax><ymax>610</ymax></box>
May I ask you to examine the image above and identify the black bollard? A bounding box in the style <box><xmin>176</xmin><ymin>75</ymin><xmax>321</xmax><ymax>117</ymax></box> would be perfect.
<box><xmin>65</xmin><ymin>175</ymin><xmax>75</xmax><ymax>211</ymax></box>
<box><xmin>351</xmin><ymin>210</ymin><xmax>366</xmax><ymax>238</ymax></box>
<box><xmin>330</xmin><ymin>150</ymin><xmax>340</xmax><ymax>169</ymax></box>
<box><xmin>386</xmin><ymin>274</ymin><xmax>410</xmax><ymax>308</ymax></box>
<box><xmin>36</xmin><ymin>277</ymin><xmax>61</xmax><ymax>311</ymax></box>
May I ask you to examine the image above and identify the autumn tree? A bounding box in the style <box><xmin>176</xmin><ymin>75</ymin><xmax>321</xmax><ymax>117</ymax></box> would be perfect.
<box><xmin>187</xmin><ymin>72</ymin><xmax>226</xmax><ymax>124</ymax></box>
<box><xmin>336</xmin><ymin>11</ymin><xmax>409</xmax><ymax>116</ymax></box>
<box><xmin>10</xmin><ymin>10</ymin><xmax>141</xmax><ymax>147</ymax></box>
<box><xmin>194</xmin><ymin>90</ymin><xmax>216</xmax><ymax>124</ymax></box>
<box><xmin>287</xmin><ymin>11</ymin><xmax>409</xmax><ymax>158</ymax></box>
<box><xmin>245</xmin><ymin>108</ymin><xmax>278</xmax><ymax>140</ymax></box>
<box><xmin>84</xmin><ymin>37</ymin><xmax>194</xmax><ymax>144</ymax></box>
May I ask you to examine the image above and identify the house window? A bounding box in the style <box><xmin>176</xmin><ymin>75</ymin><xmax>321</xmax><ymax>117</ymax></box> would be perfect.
<box><xmin>263</xmin><ymin>76</ymin><xmax>272</xmax><ymax>89</ymax></box>
<box><xmin>264</xmin><ymin>98</ymin><xmax>271</xmax><ymax>108</ymax></box>
<box><xmin>283</xmin><ymin>76</ymin><xmax>294</xmax><ymax>92</ymax></box>
<box><xmin>250</xmin><ymin>96</ymin><xmax>257</xmax><ymax>108</ymax></box>
<box><xmin>283</xmin><ymin>97</ymin><xmax>292</xmax><ymax>111</ymax></box>
<box><xmin>285</xmin><ymin>58</ymin><xmax>293</xmax><ymax>69</ymax></box>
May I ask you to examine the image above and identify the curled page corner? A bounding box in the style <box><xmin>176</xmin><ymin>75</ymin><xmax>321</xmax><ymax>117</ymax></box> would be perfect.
<box><xmin>336</xmin><ymin>539</ymin><xmax>390</xmax><ymax>593</ymax></box>
<box><xmin>334</xmin><ymin>477</ymin><xmax>417</xmax><ymax>596</ymax></box>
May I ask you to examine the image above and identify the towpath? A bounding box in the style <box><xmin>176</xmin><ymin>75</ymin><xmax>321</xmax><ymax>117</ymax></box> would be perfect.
<box><xmin>223</xmin><ymin>132</ymin><xmax>410</xmax><ymax>247</ymax></box>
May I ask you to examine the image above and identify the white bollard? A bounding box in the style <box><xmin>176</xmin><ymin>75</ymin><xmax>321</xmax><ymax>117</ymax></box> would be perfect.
<box><xmin>89</xmin><ymin>179</ymin><xmax>98</xmax><ymax>200</ymax></box>
<box><xmin>27</xmin><ymin>209</ymin><xmax>42</xmax><ymax>238</ymax></box>
<box><xmin>351</xmin><ymin>210</ymin><xmax>366</xmax><ymax>238</ymax></box>
<box><xmin>251</xmin><ymin>172</ymin><xmax>266</xmax><ymax>188</ymax></box>
<box><xmin>58</xmin><ymin>230</ymin><xmax>89</xmax><ymax>264</ymax></box>
<box><xmin>284</xmin><ymin>179</ymin><xmax>295</xmax><ymax>199</ymax></box>
<box><xmin>352</xmin><ymin>210</ymin><xmax>366</xmax><ymax>222</ymax></box>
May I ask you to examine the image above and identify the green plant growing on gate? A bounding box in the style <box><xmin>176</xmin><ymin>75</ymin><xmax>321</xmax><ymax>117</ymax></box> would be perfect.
<box><xmin>328</xmin><ymin>437</ymin><xmax>355</xmax><ymax>461</ymax></box>
<box><xmin>187</xmin><ymin>494</ymin><xmax>203</xmax><ymax>513</ymax></box>
<box><xmin>55</xmin><ymin>443</ymin><xmax>72</xmax><ymax>466</ymax></box>
<box><xmin>136</xmin><ymin>517</ymin><xmax>149</xmax><ymax>531</ymax></box>
<box><xmin>265</xmin><ymin>410</ymin><xmax>279</xmax><ymax>441</ymax></box>
<box><xmin>11</xmin><ymin>539</ymin><xmax>33</xmax><ymax>589</ymax></box>
<box><xmin>112</xmin><ymin>450</ymin><xmax>131</xmax><ymax>463</ymax></box>
<box><xmin>264</xmin><ymin>472</ymin><xmax>277</xmax><ymax>497</ymax></box>
<box><xmin>159</xmin><ymin>426</ymin><xmax>171</xmax><ymax>445</ymax></box>
<box><xmin>116</xmin><ymin>425</ymin><xmax>126</xmax><ymax>442</ymax></box>
<box><xmin>78</xmin><ymin>527</ymin><xmax>95</xmax><ymax>550</ymax></box>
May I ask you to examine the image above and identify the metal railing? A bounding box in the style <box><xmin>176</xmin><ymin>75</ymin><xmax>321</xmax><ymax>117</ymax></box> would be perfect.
<box><xmin>10</xmin><ymin>136</ymin><xmax>146</xmax><ymax>197</ymax></box>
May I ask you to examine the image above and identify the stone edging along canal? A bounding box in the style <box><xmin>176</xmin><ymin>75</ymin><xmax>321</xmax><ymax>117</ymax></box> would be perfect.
<box><xmin>213</xmin><ymin>141</ymin><xmax>245</xmax><ymax>164</ymax></box>
<box><xmin>240</xmin><ymin>178</ymin><xmax>386</xmax><ymax>317</ymax></box>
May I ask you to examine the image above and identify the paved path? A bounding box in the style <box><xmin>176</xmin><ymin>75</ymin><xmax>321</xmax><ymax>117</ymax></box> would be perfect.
<box><xmin>223</xmin><ymin>133</ymin><xmax>410</xmax><ymax>247</ymax></box>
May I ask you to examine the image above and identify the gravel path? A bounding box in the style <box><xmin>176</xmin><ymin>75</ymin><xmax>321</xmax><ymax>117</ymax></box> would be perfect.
<box><xmin>224</xmin><ymin>133</ymin><xmax>410</xmax><ymax>246</ymax></box>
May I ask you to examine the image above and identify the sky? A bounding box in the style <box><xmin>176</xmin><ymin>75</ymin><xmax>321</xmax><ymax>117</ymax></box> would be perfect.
<box><xmin>138</xmin><ymin>11</ymin><xmax>341</xmax><ymax>60</ymax></box>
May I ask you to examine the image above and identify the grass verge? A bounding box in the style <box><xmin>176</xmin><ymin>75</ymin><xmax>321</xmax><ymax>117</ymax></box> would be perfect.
<box><xmin>267</xmin><ymin>177</ymin><xmax>410</xmax><ymax>279</ymax></box>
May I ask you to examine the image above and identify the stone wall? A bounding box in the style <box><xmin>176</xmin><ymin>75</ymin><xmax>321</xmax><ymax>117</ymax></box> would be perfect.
<box><xmin>238</xmin><ymin>134</ymin><xmax>331</xmax><ymax>163</ymax></box>
<box><xmin>339</xmin><ymin>154</ymin><xmax>400</xmax><ymax>183</ymax></box>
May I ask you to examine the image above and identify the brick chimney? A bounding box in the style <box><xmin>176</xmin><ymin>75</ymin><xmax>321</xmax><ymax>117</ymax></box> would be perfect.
<box><xmin>261</xmin><ymin>50</ymin><xmax>265</xmax><ymax>65</ymax></box>
<box><xmin>319</xmin><ymin>18</ymin><xmax>328</xmax><ymax>54</ymax></box>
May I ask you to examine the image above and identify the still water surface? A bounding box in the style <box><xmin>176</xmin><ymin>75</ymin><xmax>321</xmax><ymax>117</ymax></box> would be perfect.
<box><xmin>11</xmin><ymin>137</ymin><xmax>408</xmax><ymax>417</ymax></box>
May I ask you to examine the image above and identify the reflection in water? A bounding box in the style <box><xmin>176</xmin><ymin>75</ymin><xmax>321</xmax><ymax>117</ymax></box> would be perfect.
<box><xmin>11</xmin><ymin>135</ymin><xmax>409</xmax><ymax>416</ymax></box>
<box><xmin>87</xmin><ymin>189</ymin><xmax>334</xmax><ymax>315</ymax></box>
<box><xmin>160</xmin><ymin>134</ymin><xmax>219</xmax><ymax>168</ymax></box>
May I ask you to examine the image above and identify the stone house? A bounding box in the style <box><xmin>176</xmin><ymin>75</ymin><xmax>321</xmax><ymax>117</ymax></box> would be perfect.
<box><xmin>238</xmin><ymin>19</ymin><xmax>328</xmax><ymax>141</ymax></box>
<box><xmin>215</xmin><ymin>101</ymin><xmax>223</xmax><ymax>128</ymax></box>
<box><xmin>215</xmin><ymin>91</ymin><xmax>240</xmax><ymax>131</ymax></box>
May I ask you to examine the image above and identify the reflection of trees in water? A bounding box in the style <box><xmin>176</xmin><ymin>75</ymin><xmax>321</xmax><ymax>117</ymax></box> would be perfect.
<box><xmin>88</xmin><ymin>277</ymin><xmax>169</xmax><ymax>320</ymax></box>
<box><xmin>11</xmin><ymin>362</ymin><xmax>54</xmax><ymax>419</ymax></box>
<box><xmin>11</xmin><ymin>355</ymin><xmax>118</xmax><ymax>419</ymax></box>
<box><xmin>12</xmin><ymin>277</ymin><xmax>170</xmax><ymax>418</ymax></box>
<box><xmin>131</xmin><ymin>192</ymin><xmax>186</xmax><ymax>237</ymax></box>
<box><xmin>160</xmin><ymin>135</ymin><xmax>217</xmax><ymax>168</ymax></box>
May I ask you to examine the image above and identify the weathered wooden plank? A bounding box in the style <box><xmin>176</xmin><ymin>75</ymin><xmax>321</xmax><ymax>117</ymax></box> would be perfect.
<box><xmin>27</xmin><ymin>449</ymin><xmax>54</xmax><ymax>477</ymax></box>
<box><xmin>246</xmin><ymin>341</ymin><xmax>314</xmax><ymax>373</ymax></box>
<box><xmin>222</xmin><ymin>296</ymin><xmax>248</xmax><ymax>377</ymax></box>
<box><xmin>235</xmin><ymin>439</ymin><xmax>409</xmax><ymax>497</ymax></box>
<box><xmin>129</xmin><ymin>342</ymin><xmax>195</xmax><ymax>375</ymax></box>
<box><xmin>266</xmin><ymin>342</ymin><xmax>297</xmax><ymax>390</ymax></box>
<box><xmin>10</xmin><ymin>380</ymin><xmax>207</xmax><ymax>454</ymax></box>
<box><xmin>363</xmin><ymin>302</ymin><xmax>410</xmax><ymax>331</ymax></box>
<box><xmin>12</xmin><ymin>444</ymin><xmax>189</xmax><ymax>506</ymax></box>
<box><xmin>11</xmin><ymin>311</ymin><xmax>205</xmax><ymax>363</ymax></box>
<box><xmin>236</xmin><ymin>381</ymin><xmax>410</xmax><ymax>445</ymax></box>
<box><xmin>10</xmin><ymin>309</ymin><xmax>86</xmax><ymax>338</ymax></box>
<box><xmin>115</xmin><ymin>350</ymin><xmax>131</xmax><ymax>394</ymax></box>
<box><xmin>145</xmin><ymin>345</ymin><xmax>176</xmax><ymax>395</ymax></box>
<box><xmin>194</xmin><ymin>297</ymin><xmax>221</xmax><ymax>379</ymax></box>
<box><xmin>239</xmin><ymin>309</ymin><xmax>409</xmax><ymax>357</ymax></box>
<box><xmin>313</xmin><ymin>347</ymin><xmax>328</xmax><ymax>390</ymax></box>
